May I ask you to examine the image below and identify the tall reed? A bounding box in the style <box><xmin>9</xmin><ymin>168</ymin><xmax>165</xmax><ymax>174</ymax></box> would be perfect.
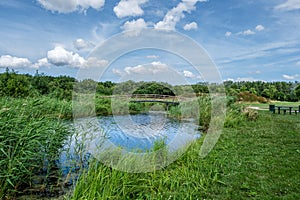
<box><xmin>0</xmin><ymin>97</ymin><xmax>71</xmax><ymax>198</ymax></box>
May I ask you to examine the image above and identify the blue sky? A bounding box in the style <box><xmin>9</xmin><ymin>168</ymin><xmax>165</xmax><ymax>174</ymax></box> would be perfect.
<box><xmin>0</xmin><ymin>0</ymin><xmax>299</xmax><ymax>83</ymax></box>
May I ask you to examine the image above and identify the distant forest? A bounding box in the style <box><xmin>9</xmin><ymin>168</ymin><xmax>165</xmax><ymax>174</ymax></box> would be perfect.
<box><xmin>0</xmin><ymin>68</ymin><xmax>299</xmax><ymax>102</ymax></box>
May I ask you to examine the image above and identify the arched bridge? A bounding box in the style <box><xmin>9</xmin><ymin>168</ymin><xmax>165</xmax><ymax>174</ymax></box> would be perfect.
<box><xmin>129</xmin><ymin>94</ymin><xmax>180</xmax><ymax>106</ymax></box>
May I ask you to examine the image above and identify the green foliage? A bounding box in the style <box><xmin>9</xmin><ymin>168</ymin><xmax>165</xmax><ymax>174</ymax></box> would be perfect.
<box><xmin>0</xmin><ymin>69</ymin><xmax>76</xmax><ymax>100</ymax></box>
<box><xmin>0</xmin><ymin>69</ymin><xmax>30</xmax><ymax>97</ymax></box>
<box><xmin>113</xmin><ymin>81</ymin><xmax>175</xmax><ymax>96</ymax></box>
<box><xmin>238</xmin><ymin>92</ymin><xmax>268</xmax><ymax>103</ymax></box>
<box><xmin>224</xmin><ymin>80</ymin><xmax>299</xmax><ymax>102</ymax></box>
<box><xmin>295</xmin><ymin>84</ymin><xmax>300</xmax><ymax>100</ymax></box>
<box><xmin>0</xmin><ymin>97</ymin><xmax>71</xmax><ymax>198</ymax></box>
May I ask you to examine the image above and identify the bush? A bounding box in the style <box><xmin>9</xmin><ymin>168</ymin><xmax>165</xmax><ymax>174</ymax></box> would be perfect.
<box><xmin>238</xmin><ymin>92</ymin><xmax>268</xmax><ymax>103</ymax></box>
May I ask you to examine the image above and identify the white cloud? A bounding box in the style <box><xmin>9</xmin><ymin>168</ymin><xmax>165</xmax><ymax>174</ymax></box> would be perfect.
<box><xmin>47</xmin><ymin>46</ymin><xmax>107</xmax><ymax>68</ymax></box>
<box><xmin>225</xmin><ymin>31</ymin><xmax>232</xmax><ymax>37</ymax></box>
<box><xmin>112</xmin><ymin>68</ymin><xmax>123</xmax><ymax>76</ymax></box>
<box><xmin>73</xmin><ymin>38</ymin><xmax>95</xmax><ymax>50</ymax></box>
<box><xmin>81</xmin><ymin>57</ymin><xmax>108</xmax><ymax>68</ymax></box>
<box><xmin>228</xmin><ymin>77</ymin><xmax>264</xmax><ymax>82</ymax></box>
<box><xmin>282</xmin><ymin>74</ymin><xmax>299</xmax><ymax>80</ymax></box>
<box><xmin>124</xmin><ymin>61</ymin><xmax>169</xmax><ymax>75</ymax></box>
<box><xmin>114</xmin><ymin>0</ymin><xmax>148</xmax><ymax>18</ymax></box>
<box><xmin>37</xmin><ymin>0</ymin><xmax>105</xmax><ymax>13</ymax></box>
<box><xmin>275</xmin><ymin>0</ymin><xmax>300</xmax><ymax>11</ymax></box>
<box><xmin>122</xmin><ymin>18</ymin><xmax>148</xmax><ymax>36</ymax></box>
<box><xmin>47</xmin><ymin>46</ymin><xmax>85</xmax><ymax>66</ymax></box>
<box><xmin>255</xmin><ymin>25</ymin><xmax>265</xmax><ymax>31</ymax></box>
<box><xmin>237</xmin><ymin>29</ymin><xmax>256</xmax><ymax>36</ymax></box>
<box><xmin>296</xmin><ymin>61</ymin><xmax>300</xmax><ymax>65</ymax></box>
<box><xmin>183</xmin><ymin>22</ymin><xmax>198</xmax><ymax>30</ymax></box>
<box><xmin>0</xmin><ymin>55</ymin><xmax>32</xmax><ymax>68</ymax></box>
<box><xmin>183</xmin><ymin>70</ymin><xmax>195</xmax><ymax>78</ymax></box>
<box><xmin>154</xmin><ymin>0</ymin><xmax>207</xmax><ymax>31</ymax></box>
<box><xmin>32</xmin><ymin>58</ymin><xmax>50</xmax><ymax>69</ymax></box>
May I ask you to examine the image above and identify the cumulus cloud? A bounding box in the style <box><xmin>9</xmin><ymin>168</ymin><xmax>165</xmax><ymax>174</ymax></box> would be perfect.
<box><xmin>114</xmin><ymin>0</ymin><xmax>148</xmax><ymax>18</ymax></box>
<box><xmin>183</xmin><ymin>22</ymin><xmax>198</xmax><ymax>30</ymax></box>
<box><xmin>0</xmin><ymin>55</ymin><xmax>32</xmax><ymax>68</ymax></box>
<box><xmin>112</xmin><ymin>68</ymin><xmax>123</xmax><ymax>76</ymax></box>
<box><xmin>73</xmin><ymin>38</ymin><xmax>95</xmax><ymax>50</ymax></box>
<box><xmin>123</xmin><ymin>61</ymin><xmax>169</xmax><ymax>75</ymax></box>
<box><xmin>155</xmin><ymin>0</ymin><xmax>207</xmax><ymax>31</ymax></box>
<box><xmin>237</xmin><ymin>29</ymin><xmax>256</xmax><ymax>36</ymax></box>
<box><xmin>227</xmin><ymin>77</ymin><xmax>264</xmax><ymax>82</ymax></box>
<box><xmin>81</xmin><ymin>57</ymin><xmax>108</xmax><ymax>68</ymax></box>
<box><xmin>282</xmin><ymin>74</ymin><xmax>299</xmax><ymax>80</ymax></box>
<box><xmin>37</xmin><ymin>0</ymin><xmax>105</xmax><ymax>13</ymax></box>
<box><xmin>47</xmin><ymin>46</ymin><xmax>107</xmax><ymax>68</ymax></box>
<box><xmin>47</xmin><ymin>46</ymin><xmax>85</xmax><ymax>66</ymax></box>
<box><xmin>275</xmin><ymin>0</ymin><xmax>300</xmax><ymax>11</ymax></box>
<box><xmin>122</xmin><ymin>18</ymin><xmax>148</xmax><ymax>36</ymax></box>
<box><xmin>32</xmin><ymin>58</ymin><xmax>50</xmax><ymax>69</ymax></box>
<box><xmin>183</xmin><ymin>70</ymin><xmax>195</xmax><ymax>78</ymax></box>
<box><xmin>115</xmin><ymin>61</ymin><xmax>187</xmax><ymax>84</ymax></box>
<box><xmin>225</xmin><ymin>31</ymin><xmax>232</xmax><ymax>37</ymax></box>
<box><xmin>255</xmin><ymin>25</ymin><xmax>265</xmax><ymax>31</ymax></box>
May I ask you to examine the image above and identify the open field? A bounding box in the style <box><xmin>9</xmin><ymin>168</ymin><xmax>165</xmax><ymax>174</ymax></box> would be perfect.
<box><xmin>243</xmin><ymin>101</ymin><xmax>300</xmax><ymax>110</ymax></box>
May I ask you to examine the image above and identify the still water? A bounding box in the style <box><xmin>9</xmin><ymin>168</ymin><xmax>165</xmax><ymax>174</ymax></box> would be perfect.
<box><xmin>68</xmin><ymin>111</ymin><xmax>200</xmax><ymax>152</ymax></box>
<box><xmin>17</xmin><ymin>112</ymin><xmax>200</xmax><ymax>199</ymax></box>
<box><xmin>60</xmin><ymin>111</ymin><xmax>200</xmax><ymax>172</ymax></box>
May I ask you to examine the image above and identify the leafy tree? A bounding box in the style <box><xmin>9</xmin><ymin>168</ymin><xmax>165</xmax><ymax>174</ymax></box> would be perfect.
<box><xmin>295</xmin><ymin>84</ymin><xmax>300</xmax><ymax>100</ymax></box>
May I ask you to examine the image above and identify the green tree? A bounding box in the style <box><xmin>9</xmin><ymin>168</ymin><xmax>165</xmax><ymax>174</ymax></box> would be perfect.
<box><xmin>295</xmin><ymin>84</ymin><xmax>300</xmax><ymax>100</ymax></box>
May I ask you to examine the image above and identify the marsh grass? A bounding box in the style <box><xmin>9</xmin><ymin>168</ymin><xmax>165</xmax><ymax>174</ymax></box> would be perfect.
<box><xmin>71</xmin><ymin>137</ymin><xmax>224</xmax><ymax>200</ymax></box>
<box><xmin>0</xmin><ymin>97</ymin><xmax>71</xmax><ymax>199</ymax></box>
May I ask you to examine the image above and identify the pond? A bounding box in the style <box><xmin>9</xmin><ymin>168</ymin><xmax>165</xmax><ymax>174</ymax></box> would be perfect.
<box><xmin>59</xmin><ymin>111</ymin><xmax>200</xmax><ymax>174</ymax></box>
<box><xmin>17</xmin><ymin>112</ymin><xmax>200</xmax><ymax>199</ymax></box>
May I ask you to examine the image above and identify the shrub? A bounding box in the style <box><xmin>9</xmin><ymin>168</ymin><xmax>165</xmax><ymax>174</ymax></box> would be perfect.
<box><xmin>238</xmin><ymin>92</ymin><xmax>268</xmax><ymax>103</ymax></box>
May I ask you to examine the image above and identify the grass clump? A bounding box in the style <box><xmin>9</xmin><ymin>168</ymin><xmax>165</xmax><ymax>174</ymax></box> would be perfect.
<box><xmin>0</xmin><ymin>97</ymin><xmax>71</xmax><ymax>199</ymax></box>
<box><xmin>71</xmin><ymin>138</ymin><xmax>223</xmax><ymax>200</ymax></box>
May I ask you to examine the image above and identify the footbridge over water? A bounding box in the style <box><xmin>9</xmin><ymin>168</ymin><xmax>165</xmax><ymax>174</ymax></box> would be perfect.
<box><xmin>129</xmin><ymin>94</ymin><xmax>180</xmax><ymax>106</ymax></box>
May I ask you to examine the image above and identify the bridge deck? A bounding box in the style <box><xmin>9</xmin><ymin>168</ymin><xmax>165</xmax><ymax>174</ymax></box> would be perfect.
<box><xmin>130</xmin><ymin>99</ymin><xmax>180</xmax><ymax>105</ymax></box>
<box><xmin>98</xmin><ymin>94</ymin><xmax>198</xmax><ymax>105</ymax></box>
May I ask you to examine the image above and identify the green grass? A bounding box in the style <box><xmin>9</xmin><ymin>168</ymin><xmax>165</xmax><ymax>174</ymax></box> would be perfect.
<box><xmin>244</xmin><ymin>101</ymin><xmax>300</xmax><ymax>110</ymax></box>
<box><xmin>70</xmin><ymin>108</ymin><xmax>300</xmax><ymax>199</ymax></box>
<box><xmin>0</xmin><ymin>97</ymin><xmax>71</xmax><ymax>199</ymax></box>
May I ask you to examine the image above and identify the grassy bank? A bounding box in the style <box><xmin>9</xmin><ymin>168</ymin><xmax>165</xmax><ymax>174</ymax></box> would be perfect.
<box><xmin>70</xmin><ymin>109</ymin><xmax>300</xmax><ymax>199</ymax></box>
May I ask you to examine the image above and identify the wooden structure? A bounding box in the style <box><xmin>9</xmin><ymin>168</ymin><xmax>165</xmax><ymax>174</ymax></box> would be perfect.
<box><xmin>129</xmin><ymin>94</ymin><xmax>180</xmax><ymax>111</ymax></box>
<box><xmin>269</xmin><ymin>104</ymin><xmax>300</xmax><ymax>115</ymax></box>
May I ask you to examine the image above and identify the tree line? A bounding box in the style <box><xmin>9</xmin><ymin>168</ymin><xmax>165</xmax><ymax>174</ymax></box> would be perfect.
<box><xmin>0</xmin><ymin>69</ymin><xmax>299</xmax><ymax>101</ymax></box>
